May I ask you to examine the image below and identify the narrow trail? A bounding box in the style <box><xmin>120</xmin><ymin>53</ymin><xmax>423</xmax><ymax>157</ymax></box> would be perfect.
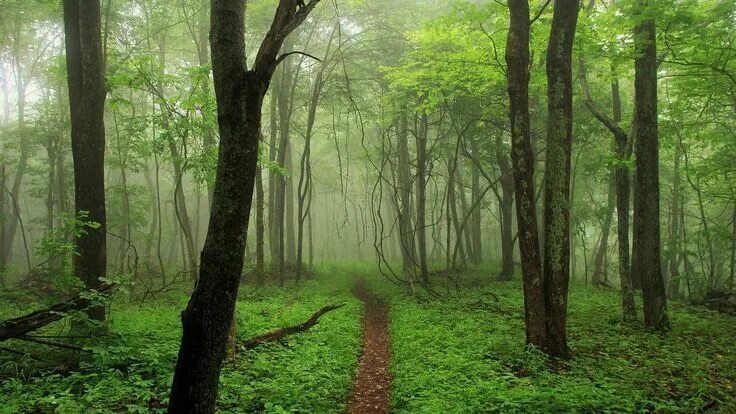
<box><xmin>347</xmin><ymin>279</ymin><xmax>391</xmax><ymax>414</ymax></box>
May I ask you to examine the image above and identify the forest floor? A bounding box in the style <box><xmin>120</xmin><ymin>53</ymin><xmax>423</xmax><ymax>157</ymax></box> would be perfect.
<box><xmin>347</xmin><ymin>279</ymin><xmax>391</xmax><ymax>414</ymax></box>
<box><xmin>0</xmin><ymin>263</ymin><xmax>735</xmax><ymax>413</ymax></box>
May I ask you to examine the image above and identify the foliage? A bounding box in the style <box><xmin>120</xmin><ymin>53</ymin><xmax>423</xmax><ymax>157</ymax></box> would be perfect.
<box><xmin>387</xmin><ymin>266</ymin><xmax>736</xmax><ymax>413</ymax></box>
<box><xmin>0</xmin><ymin>269</ymin><xmax>362</xmax><ymax>413</ymax></box>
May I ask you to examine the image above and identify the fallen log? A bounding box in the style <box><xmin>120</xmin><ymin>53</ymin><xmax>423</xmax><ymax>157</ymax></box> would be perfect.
<box><xmin>0</xmin><ymin>283</ymin><xmax>115</xmax><ymax>342</ymax></box>
<box><xmin>240</xmin><ymin>303</ymin><xmax>345</xmax><ymax>350</ymax></box>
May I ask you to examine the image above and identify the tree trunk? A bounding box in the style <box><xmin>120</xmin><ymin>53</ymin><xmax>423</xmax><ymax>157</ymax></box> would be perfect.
<box><xmin>198</xmin><ymin>0</ymin><xmax>215</xmax><ymax>205</ymax></box>
<box><xmin>167</xmin><ymin>2</ymin><xmax>321</xmax><ymax>412</ymax></box>
<box><xmin>579</xmin><ymin>57</ymin><xmax>636</xmax><ymax>320</ymax></box>
<box><xmin>397</xmin><ymin>112</ymin><xmax>416</xmax><ymax>273</ymax></box>
<box><xmin>505</xmin><ymin>0</ymin><xmax>546</xmax><ymax>349</ymax></box>
<box><xmin>592</xmin><ymin>168</ymin><xmax>615</xmax><ymax>286</ymax></box>
<box><xmin>0</xmin><ymin>48</ymin><xmax>29</xmax><ymax>273</ymax></box>
<box><xmin>633</xmin><ymin>1</ymin><xmax>668</xmax><ymax>330</ymax></box>
<box><xmin>470</xmin><ymin>139</ymin><xmax>483</xmax><ymax>264</ymax></box>
<box><xmin>666</xmin><ymin>147</ymin><xmax>682</xmax><ymax>299</ymax></box>
<box><xmin>495</xmin><ymin>136</ymin><xmax>515</xmax><ymax>280</ymax></box>
<box><xmin>256</xmin><ymin>165</ymin><xmax>265</xmax><ymax>280</ymax></box>
<box><xmin>63</xmin><ymin>0</ymin><xmax>107</xmax><ymax>321</ymax></box>
<box><xmin>416</xmin><ymin>112</ymin><xmax>429</xmax><ymax>285</ymax></box>
<box><xmin>543</xmin><ymin>0</ymin><xmax>579</xmax><ymax>358</ymax></box>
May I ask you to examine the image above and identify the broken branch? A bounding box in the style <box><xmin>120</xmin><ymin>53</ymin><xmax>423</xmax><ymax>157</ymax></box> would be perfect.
<box><xmin>240</xmin><ymin>303</ymin><xmax>345</xmax><ymax>350</ymax></box>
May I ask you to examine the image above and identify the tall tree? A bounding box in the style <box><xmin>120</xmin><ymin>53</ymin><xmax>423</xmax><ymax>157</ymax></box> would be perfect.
<box><xmin>632</xmin><ymin>0</ymin><xmax>668</xmax><ymax>330</ymax></box>
<box><xmin>62</xmin><ymin>0</ymin><xmax>107</xmax><ymax>321</ymax></box>
<box><xmin>543</xmin><ymin>0</ymin><xmax>579</xmax><ymax>358</ymax></box>
<box><xmin>505</xmin><ymin>0</ymin><xmax>546</xmax><ymax>349</ymax></box>
<box><xmin>167</xmin><ymin>1</ymin><xmax>322</xmax><ymax>412</ymax></box>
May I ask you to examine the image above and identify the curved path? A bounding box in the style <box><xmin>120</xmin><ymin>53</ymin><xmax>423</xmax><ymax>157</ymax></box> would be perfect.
<box><xmin>347</xmin><ymin>280</ymin><xmax>391</xmax><ymax>414</ymax></box>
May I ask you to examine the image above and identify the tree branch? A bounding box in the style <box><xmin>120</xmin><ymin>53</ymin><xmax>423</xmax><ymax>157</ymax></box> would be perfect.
<box><xmin>239</xmin><ymin>303</ymin><xmax>344</xmax><ymax>350</ymax></box>
<box><xmin>275</xmin><ymin>50</ymin><xmax>323</xmax><ymax>67</ymax></box>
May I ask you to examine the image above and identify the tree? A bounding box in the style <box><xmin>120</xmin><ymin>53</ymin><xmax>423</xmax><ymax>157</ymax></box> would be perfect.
<box><xmin>543</xmin><ymin>0</ymin><xmax>580</xmax><ymax>358</ymax></box>
<box><xmin>633</xmin><ymin>0</ymin><xmax>668</xmax><ymax>330</ymax></box>
<box><xmin>167</xmin><ymin>1</ymin><xmax>322</xmax><ymax>412</ymax></box>
<box><xmin>62</xmin><ymin>0</ymin><xmax>107</xmax><ymax>321</ymax></box>
<box><xmin>505</xmin><ymin>0</ymin><xmax>546</xmax><ymax>350</ymax></box>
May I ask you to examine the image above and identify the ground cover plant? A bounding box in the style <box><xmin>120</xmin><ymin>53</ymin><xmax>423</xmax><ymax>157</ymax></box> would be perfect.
<box><xmin>386</xmin><ymin>266</ymin><xmax>736</xmax><ymax>413</ymax></box>
<box><xmin>1</xmin><ymin>0</ymin><xmax>736</xmax><ymax>412</ymax></box>
<box><xmin>0</xmin><ymin>268</ymin><xmax>362</xmax><ymax>413</ymax></box>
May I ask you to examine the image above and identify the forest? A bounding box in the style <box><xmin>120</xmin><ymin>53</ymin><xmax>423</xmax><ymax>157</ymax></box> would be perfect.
<box><xmin>0</xmin><ymin>0</ymin><xmax>735</xmax><ymax>412</ymax></box>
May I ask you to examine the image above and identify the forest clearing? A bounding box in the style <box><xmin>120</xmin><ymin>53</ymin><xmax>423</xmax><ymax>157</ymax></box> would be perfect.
<box><xmin>1</xmin><ymin>0</ymin><xmax>736</xmax><ymax>412</ymax></box>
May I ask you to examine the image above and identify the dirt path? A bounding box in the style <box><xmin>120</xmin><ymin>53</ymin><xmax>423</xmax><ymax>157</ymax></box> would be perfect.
<box><xmin>347</xmin><ymin>279</ymin><xmax>391</xmax><ymax>414</ymax></box>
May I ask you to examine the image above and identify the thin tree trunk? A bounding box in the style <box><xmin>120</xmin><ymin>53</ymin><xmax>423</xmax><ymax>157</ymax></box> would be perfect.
<box><xmin>666</xmin><ymin>147</ymin><xmax>682</xmax><ymax>299</ymax></box>
<box><xmin>256</xmin><ymin>166</ymin><xmax>265</xmax><ymax>279</ymax></box>
<box><xmin>592</xmin><ymin>168</ymin><xmax>615</xmax><ymax>286</ymax></box>
<box><xmin>397</xmin><ymin>112</ymin><xmax>416</xmax><ymax>273</ymax></box>
<box><xmin>471</xmin><ymin>139</ymin><xmax>482</xmax><ymax>263</ymax></box>
<box><xmin>416</xmin><ymin>112</ymin><xmax>429</xmax><ymax>285</ymax></box>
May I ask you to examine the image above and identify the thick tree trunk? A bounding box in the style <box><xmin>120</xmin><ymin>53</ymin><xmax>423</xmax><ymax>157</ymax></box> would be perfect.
<box><xmin>633</xmin><ymin>2</ymin><xmax>668</xmax><ymax>330</ymax></box>
<box><xmin>505</xmin><ymin>0</ymin><xmax>546</xmax><ymax>349</ymax></box>
<box><xmin>63</xmin><ymin>0</ymin><xmax>107</xmax><ymax>321</ymax></box>
<box><xmin>543</xmin><ymin>0</ymin><xmax>579</xmax><ymax>358</ymax></box>
<box><xmin>167</xmin><ymin>2</ymin><xmax>321</xmax><ymax>412</ymax></box>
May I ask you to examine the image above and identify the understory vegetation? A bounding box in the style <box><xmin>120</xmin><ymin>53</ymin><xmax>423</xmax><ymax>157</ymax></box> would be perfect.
<box><xmin>386</xmin><ymin>266</ymin><xmax>736</xmax><ymax>413</ymax></box>
<box><xmin>2</xmin><ymin>264</ymin><xmax>734</xmax><ymax>413</ymax></box>
<box><xmin>2</xmin><ymin>0</ymin><xmax>736</xmax><ymax>411</ymax></box>
<box><xmin>0</xmin><ymin>268</ymin><xmax>362</xmax><ymax>413</ymax></box>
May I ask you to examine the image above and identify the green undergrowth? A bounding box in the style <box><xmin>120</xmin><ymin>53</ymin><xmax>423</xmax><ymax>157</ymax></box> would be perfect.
<box><xmin>387</xmin><ymin>265</ymin><xmax>736</xmax><ymax>413</ymax></box>
<box><xmin>0</xmin><ymin>266</ymin><xmax>362</xmax><ymax>413</ymax></box>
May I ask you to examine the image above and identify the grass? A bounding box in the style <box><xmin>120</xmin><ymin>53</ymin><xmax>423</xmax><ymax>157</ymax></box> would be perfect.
<box><xmin>1</xmin><ymin>262</ymin><xmax>735</xmax><ymax>413</ymax></box>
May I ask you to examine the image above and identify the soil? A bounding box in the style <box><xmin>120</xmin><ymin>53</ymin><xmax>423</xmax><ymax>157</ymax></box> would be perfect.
<box><xmin>347</xmin><ymin>279</ymin><xmax>391</xmax><ymax>414</ymax></box>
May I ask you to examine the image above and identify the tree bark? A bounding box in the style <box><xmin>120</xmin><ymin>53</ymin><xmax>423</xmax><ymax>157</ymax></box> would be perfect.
<box><xmin>63</xmin><ymin>0</ymin><xmax>108</xmax><ymax>321</ymax></box>
<box><xmin>416</xmin><ymin>112</ymin><xmax>429</xmax><ymax>285</ymax></box>
<box><xmin>633</xmin><ymin>1</ymin><xmax>668</xmax><ymax>330</ymax></box>
<box><xmin>505</xmin><ymin>0</ymin><xmax>546</xmax><ymax>349</ymax></box>
<box><xmin>666</xmin><ymin>146</ymin><xmax>682</xmax><ymax>299</ymax></box>
<box><xmin>256</xmin><ymin>165</ymin><xmax>265</xmax><ymax>279</ymax></box>
<box><xmin>397</xmin><ymin>112</ymin><xmax>416</xmax><ymax>273</ymax></box>
<box><xmin>167</xmin><ymin>2</ymin><xmax>322</xmax><ymax>412</ymax></box>
<box><xmin>578</xmin><ymin>59</ymin><xmax>636</xmax><ymax>320</ymax></box>
<box><xmin>543</xmin><ymin>0</ymin><xmax>579</xmax><ymax>358</ymax></box>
